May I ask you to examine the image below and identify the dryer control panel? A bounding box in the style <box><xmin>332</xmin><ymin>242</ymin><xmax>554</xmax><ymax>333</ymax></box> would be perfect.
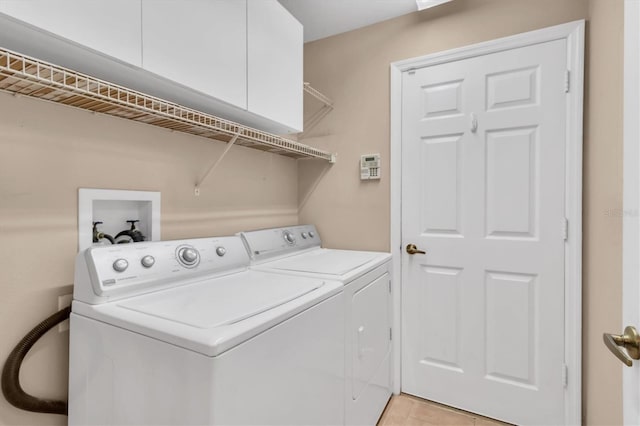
<box><xmin>74</xmin><ymin>236</ymin><xmax>250</xmax><ymax>304</ymax></box>
<box><xmin>240</xmin><ymin>225</ymin><xmax>321</xmax><ymax>262</ymax></box>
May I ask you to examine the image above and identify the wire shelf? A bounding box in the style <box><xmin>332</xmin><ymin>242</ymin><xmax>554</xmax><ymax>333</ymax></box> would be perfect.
<box><xmin>0</xmin><ymin>47</ymin><xmax>336</xmax><ymax>162</ymax></box>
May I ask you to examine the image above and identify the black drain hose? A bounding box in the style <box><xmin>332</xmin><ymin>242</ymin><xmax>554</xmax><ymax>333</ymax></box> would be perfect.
<box><xmin>99</xmin><ymin>233</ymin><xmax>116</xmax><ymax>244</ymax></box>
<box><xmin>1</xmin><ymin>306</ymin><xmax>71</xmax><ymax>415</ymax></box>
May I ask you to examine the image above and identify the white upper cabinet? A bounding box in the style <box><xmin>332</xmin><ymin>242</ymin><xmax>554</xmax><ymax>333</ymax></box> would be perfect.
<box><xmin>0</xmin><ymin>0</ymin><xmax>142</xmax><ymax>66</ymax></box>
<box><xmin>141</xmin><ymin>0</ymin><xmax>247</xmax><ymax>110</ymax></box>
<box><xmin>247</xmin><ymin>0</ymin><xmax>303</xmax><ymax>133</ymax></box>
<box><xmin>0</xmin><ymin>0</ymin><xmax>303</xmax><ymax>134</ymax></box>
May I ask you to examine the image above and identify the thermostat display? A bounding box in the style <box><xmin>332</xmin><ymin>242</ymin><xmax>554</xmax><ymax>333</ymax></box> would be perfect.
<box><xmin>360</xmin><ymin>153</ymin><xmax>381</xmax><ymax>180</ymax></box>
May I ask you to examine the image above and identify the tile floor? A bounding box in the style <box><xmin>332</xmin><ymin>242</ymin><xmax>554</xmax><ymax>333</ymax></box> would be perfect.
<box><xmin>377</xmin><ymin>394</ymin><xmax>511</xmax><ymax>426</ymax></box>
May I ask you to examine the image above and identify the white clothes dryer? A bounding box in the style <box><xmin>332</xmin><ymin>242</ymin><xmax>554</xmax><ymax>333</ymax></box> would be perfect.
<box><xmin>68</xmin><ymin>235</ymin><xmax>344</xmax><ymax>425</ymax></box>
<box><xmin>240</xmin><ymin>225</ymin><xmax>393</xmax><ymax>426</ymax></box>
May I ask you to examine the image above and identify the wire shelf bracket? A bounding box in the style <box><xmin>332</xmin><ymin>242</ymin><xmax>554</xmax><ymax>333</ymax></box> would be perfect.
<box><xmin>0</xmin><ymin>47</ymin><xmax>336</xmax><ymax>165</ymax></box>
<box><xmin>194</xmin><ymin>130</ymin><xmax>243</xmax><ymax>196</ymax></box>
<box><xmin>300</xmin><ymin>82</ymin><xmax>334</xmax><ymax>138</ymax></box>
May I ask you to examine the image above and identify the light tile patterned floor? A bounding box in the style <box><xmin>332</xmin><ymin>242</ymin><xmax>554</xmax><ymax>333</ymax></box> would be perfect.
<box><xmin>378</xmin><ymin>394</ymin><xmax>511</xmax><ymax>426</ymax></box>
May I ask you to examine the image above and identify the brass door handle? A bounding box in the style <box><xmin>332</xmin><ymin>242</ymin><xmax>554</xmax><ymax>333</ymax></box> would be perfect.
<box><xmin>603</xmin><ymin>326</ymin><xmax>640</xmax><ymax>367</ymax></box>
<box><xmin>406</xmin><ymin>244</ymin><xmax>426</xmax><ymax>255</ymax></box>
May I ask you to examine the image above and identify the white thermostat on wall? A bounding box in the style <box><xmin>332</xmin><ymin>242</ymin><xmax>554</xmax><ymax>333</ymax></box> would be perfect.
<box><xmin>360</xmin><ymin>154</ymin><xmax>381</xmax><ymax>180</ymax></box>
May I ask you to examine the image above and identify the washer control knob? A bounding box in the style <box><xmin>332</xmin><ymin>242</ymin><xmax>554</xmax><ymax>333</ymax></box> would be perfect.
<box><xmin>309</xmin><ymin>231</ymin><xmax>315</xmax><ymax>238</ymax></box>
<box><xmin>283</xmin><ymin>230</ymin><xmax>295</xmax><ymax>245</ymax></box>
<box><xmin>216</xmin><ymin>246</ymin><xmax>227</xmax><ymax>257</ymax></box>
<box><xmin>180</xmin><ymin>248</ymin><xmax>199</xmax><ymax>264</ymax></box>
<box><xmin>112</xmin><ymin>258</ymin><xmax>129</xmax><ymax>273</ymax></box>
<box><xmin>141</xmin><ymin>255</ymin><xmax>155</xmax><ymax>268</ymax></box>
<box><xmin>301</xmin><ymin>232</ymin><xmax>308</xmax><ymax>239</ymax></box>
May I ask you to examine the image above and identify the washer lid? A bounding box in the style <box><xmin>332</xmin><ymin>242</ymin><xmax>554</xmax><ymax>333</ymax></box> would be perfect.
<box><xmin>117</xmin><ymin>272</ymin><xmax>322</xmax><ymax>328</ymax></box>
<box><xmin>266</xmin><ymin>249</ymin><xmax>386</xmax><ymax>276</ymax></box>
<box><xmin>72</xmin><ymin>270</ymin><xmax>343</xmax><ymax>357</ymax></box>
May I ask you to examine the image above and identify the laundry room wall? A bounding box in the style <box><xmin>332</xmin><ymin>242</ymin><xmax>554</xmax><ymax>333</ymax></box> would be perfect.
<box><xmin>299</xmin><ymin>0</ymin><xmax>623</xmax><ymax>424</ymax></box>
<box><xmin>0</xmin><ymin>92</ymin><xmax>298</xmax><ymax>424</ymax></box>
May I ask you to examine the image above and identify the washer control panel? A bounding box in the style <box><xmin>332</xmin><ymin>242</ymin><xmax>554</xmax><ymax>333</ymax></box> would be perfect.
<box><xmin>239</xmin><ymin>225</ymin><xmax>321</xmax><ymax>261</ymax></box>
<box><xmin>77</xmin><ymin>236</ymin><xmax>250</xmax><ymax>303</ymax></box>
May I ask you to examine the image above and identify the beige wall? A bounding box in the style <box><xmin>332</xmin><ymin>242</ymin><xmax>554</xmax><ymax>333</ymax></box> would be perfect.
<box><xmin>583</xmin><ymin>1</ymin><xmax>624</xmax><ymax>424</ymax></box>
<box><xmin>300</xmin><ymin>0</ymin><xmax>623</xmax><ymax>424</ymax></box>
<box><xmin>0</xmin><ymin>92</ymin><xmax>298</xmax><ymax>424</ymax></box>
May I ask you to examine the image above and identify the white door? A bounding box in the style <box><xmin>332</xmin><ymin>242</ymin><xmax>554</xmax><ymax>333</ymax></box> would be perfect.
<box><xmin>401</xmin><ymin>39</ymin><xmax>568</xmax><ymax>425</ymax></box>
<box><xmin>620</xmin><ymin>1</ymin><xmax>640</xmax><ymax>424</ymax></box>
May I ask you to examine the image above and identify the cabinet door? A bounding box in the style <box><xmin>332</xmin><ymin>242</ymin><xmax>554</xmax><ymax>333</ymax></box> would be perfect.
<box><xmin>351</xmin><ymin>273</ymin><xmax>392</xmax><ymax>401</ymax></box>
<box><xmin>0</xmin><ymin>0</ymin><xmax>142</xmax><ymax>66</ymax></box>
<box><xmin>247</xmin><ymin>0</ymin><xmax>303</xmax><ymax>133</ymax></box>
<box><xmin>142</xmin><ymin>0</ymin><xmax>247</xmax><ymax>109</ymax></box>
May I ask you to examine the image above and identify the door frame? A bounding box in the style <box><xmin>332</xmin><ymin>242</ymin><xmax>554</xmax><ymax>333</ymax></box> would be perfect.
<box><xmin>623</xmin><ymin>1</ymin><xmax>640</xmax><ymax>424</ymax></box>
<box><xmin>389</xmin><ymin>20</ymin><xmax>584</xmax><ymax>425</ymax></box>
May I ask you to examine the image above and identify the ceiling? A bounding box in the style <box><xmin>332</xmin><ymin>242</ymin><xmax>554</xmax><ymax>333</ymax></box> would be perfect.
<box><xmin>278</xmin><ymin>0</ymin><xmax>421</xmax><ymax>43</ymax></box>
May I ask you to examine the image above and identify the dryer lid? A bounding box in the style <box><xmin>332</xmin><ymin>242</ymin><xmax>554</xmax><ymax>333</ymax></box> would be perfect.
<box><xmin>117</xmin><ymin>272</ymin><xmax>323</xmax><ymax>328</ymax></box>
<box><xmin>266</xmin><ymin>249</ymin><xmax>384</xmax><ymax>276</ymax></box>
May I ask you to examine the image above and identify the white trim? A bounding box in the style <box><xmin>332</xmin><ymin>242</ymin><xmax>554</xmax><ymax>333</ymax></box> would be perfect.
<box><xmin>390</xmin><ymin>20</ymin><xmax>584</xmax><ymax>425</ymax></box>
<box><xmin>562</xmin><ymin>21</ymin><xmax>585</xmax><ymax>426</ymax></box>
<box><xmin>623</xmin><ymin>1</ymin><xmax>640</xmax><ymax>424</ymax></box>
<box><xmin>390</xmin><ymin>63</ymin><xmax>403</xmax><ymax>395</ymax></box>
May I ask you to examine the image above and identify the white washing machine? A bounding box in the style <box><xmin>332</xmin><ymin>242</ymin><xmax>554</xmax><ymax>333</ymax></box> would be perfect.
<box><xmin>68</xmin><ymin>235</ymin><xmax>345</xmax><ymax>425</ymax></box>
<box><xmin>240</xmin><ymin>225</ymin><xmax>393</xmax><ymax>426</ymax></box>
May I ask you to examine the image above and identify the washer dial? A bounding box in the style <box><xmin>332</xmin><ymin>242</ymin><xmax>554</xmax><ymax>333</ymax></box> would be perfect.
<box><xmin>283</xmin><ymin>230</ymin><xmax>295</xmax><ymax>245</ymax></box>
<box><xmin>176</xmin><ymin>245</ymin><xmax>200</xmax><ymax>268</ymax></box>
<box><xmin>141</xmin><ymin>255</ymin><xmax>155</xmax><ymax>268</ymax></box>
<box><xmin>112</xmin><ymin>258</ymin><xmax>129</xmax><ymax>273</ymax></box>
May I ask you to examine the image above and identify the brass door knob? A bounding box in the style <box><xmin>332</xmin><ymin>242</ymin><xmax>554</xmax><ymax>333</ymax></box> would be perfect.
<box><xmin>406</xmin><ymin>244</ymin><xmax>426</xmax><ymax>255</ymax></box>
<box><xmin>603</xmin><ymin>326</ymin><xmax>640</xmax><ymax>367</ymax></box>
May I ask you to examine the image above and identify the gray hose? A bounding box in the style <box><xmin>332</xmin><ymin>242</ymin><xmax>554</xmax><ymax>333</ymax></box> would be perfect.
<box><xmin>1</xmin><ymin>307</ymin><xmax>70</xmax><ymax>415</ymax></box>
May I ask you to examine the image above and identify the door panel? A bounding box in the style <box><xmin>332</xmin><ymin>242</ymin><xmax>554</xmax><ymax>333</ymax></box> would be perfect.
<box><xmin>421</xmin><ymin>135</ymin><xmax>463</xmax><ymax>236</ymax></box>
<box><xmin>485</xmin><ymin>271</ymin><xmax>537</xmax><ymax>387</ymax></box>
<box><xmin>422</xmin><ymin>80</ymin><xmax>464</xmax><ymax>118</ymax></box>
<box><xmin>420</xmin><ymin>266</ymin><xmax>463</xmax><ymax>371</ymax></box>
<box><xmin>485</xmin><ymin>126</ymin><xmax>538</xmax><ymax>238</ymax></box>
<box><xmin>402</xmin><ymin>39</ymin><xmax>567</xmax><ymax>425</ymax></box>
<box><xmin>486</xmin><ymin>66</ymin><xmax>539</xmax><ymax>110</ymax></box>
